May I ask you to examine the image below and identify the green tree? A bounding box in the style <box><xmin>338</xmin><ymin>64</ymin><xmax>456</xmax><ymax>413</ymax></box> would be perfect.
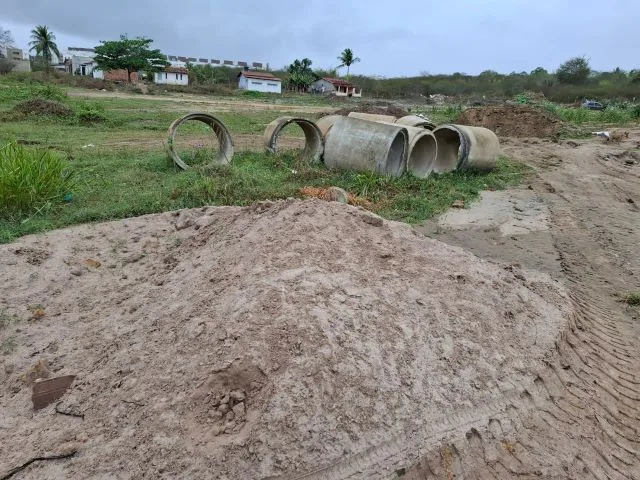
<box><xmin>93</xmin><ymin>35</ymin><xmax>169</xmax><ymax>82</ymax></box>
<box><xmin>287</xmin><ymin>58</ymin><xmax>314</xmax><ymax>91</ymax></box>
<box><xmin>337</xmin><ymin>48</ymin><xmax>361</xmax><ymax>78</ymax></box>
<box><xmin>556</xmin><ymin>56</ymin><xmax>591</xmax><ymax>85</ymax></box>
<box><xmin>29</xmin><ymin>25</ymin><xmax>61</xmax><ymax>71</ymax></box>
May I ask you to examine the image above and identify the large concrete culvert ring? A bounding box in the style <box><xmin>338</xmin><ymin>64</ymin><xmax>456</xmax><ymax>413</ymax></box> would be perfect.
<box><xmin>395</xmin><ymin>114</ymin><xmax>437</xmax><ymax>131</ymax></box>
<box><xmin>323</xmin><ymin>116</ymin><xmax>408</xmax><ymax>176</ymax></box>
<box><xmin>315</xmin><ymin>115</ymin><xmax>343</xmax><ymax>140</ymax></box>
<box><xmin>167</xmin><ymin>113</ymin><xmax>234</xmax><ymax>170</ymax></box>
<box><xmin>433</xmin><ymin>124</ymin><xmax>501</xmax><ymax>172</ymax></box>
<box><xmin>263</xmin><ymin>116</ymin><xmax>324</xmax><ymax>163</ymax></box>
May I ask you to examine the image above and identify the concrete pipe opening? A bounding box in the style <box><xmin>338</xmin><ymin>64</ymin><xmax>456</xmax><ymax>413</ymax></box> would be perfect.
<box><xmin>167</xmin><ymin>113</ymin><xmax>234</xmax><ymax>170</ymax></box>
<box><xmin>323</xmin><ymin>116</ymin><xmax>407</xmax><ymax>177</ymax></box>
<box><xmin>263</xmin><ymin>116</ymin><xmax>324</xmax><ymax>163</ymax></box>
<box><xmin>408</xmin><ymin>131</ymin><xmax>438</xmax><ymax>178</ymax></box>
<box><xmin>432</xmin><ymin>125</ymin><xmax>466</xmax><ymax>173</ymax></box>
<box><xmin>395</xmin><ymin>115</ymin><xmax>437</xmax><ymax>131</ymax></box>
<box><xmin>347</xmin><ymin>112</ymin><xmax>398</xmax><ymax>123</ymax></box>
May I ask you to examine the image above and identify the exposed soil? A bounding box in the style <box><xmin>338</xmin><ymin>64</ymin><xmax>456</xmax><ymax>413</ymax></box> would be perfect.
<box><xmin>2</xmin><ymin>129</ymin><xmax>640</xmax><ymax>479</ymax></box>
<box><xmin>457</xmin><ymin>105</ymin><xmax>564</xmax><ymax>138</ymax></box>
<box><xmin>1</xmin><ymin>200</ymin><xmax>569</xmax><ymax>479</ymax></box>
<box><xmin>331</xmin><ymin>102</ymin><xmax>409</xmax><ymax>118</ymax></box>
<box><xmin>13</xmin><ymin>99</ymin><xmax>74</xmax><ymax>117</ymax></box>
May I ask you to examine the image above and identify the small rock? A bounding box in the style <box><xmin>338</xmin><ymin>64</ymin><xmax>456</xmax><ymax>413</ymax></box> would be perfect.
<box><xmin>175</xmin><ymin>212</ymin><xmax>195</xmax><ymax>230</ymax></box>
<box><xmin>224</xmin><ymin>422</ymin><xmax>236</xmax><ymax>434</ymax></box>
<box><xmin>625</xmin><ymin>158</ymin><xmax>635</xmax><ymax>165</ymax></box>
<box><xmin>220</xmin><ymin>394</ymin><xmax>230</xmax><ymax>405</ymax></box>
<box><xmin>566</xmin><ymin>141</ymin><xmax>579</xmax><ymax>148</ymax></box>
<box><xmin>451</xmin><ymin>199</ymin><xmax>465</xmax><ymax>209</ymax></box>
<box><xmin>360</xmin><ymin>212</ymin><xmax>384</xmax><ymax>227</ymax></box>
<box><xmin>218</xmin><ymin>403</ymin><xmax>230</xmax><ymax>414</ymax></box>
<box><xmin>70</xmin><ymin>269</ymin><xmax>83</xmax><ymax>277</ymax></box>
<box><xmin>232</xmin><ymin>402</ymin><xmax>246</xmax><ymax>418</ymax></box>
<box><xmin>229</xmin><ymin>390</ymin><xmax>246</xmax><ymax>402</ymax></box>
<box><xmin>76</xmin><ymin>432</ymin><xmax>89</xmax><ymax>443</ymax></box>
<box><xmin>211</xmin><ymin>424</ymin><xmax>223</xmax><ymax>436</ymax></box>
<box><xmin>217</xmin><ymin>329</ymin><xmax>228</xmax><ymax>341</ymax></box>
<box><xmin>208</xmin><ymin>409</ymin><xmax>223</xmax><ymax>421</ymax></box>
<box><xmin>194</xmin><ymin>215</ymin><xmax>215</xmax><ymax>229</ymax></box>
<box><xmin>225</xmin><ymin>411</ymin><xmax>235</xmax><ymax>422</ymax></box>
<box><xmin>327</xmin><ymin>187</ymin><xmax>349</xmax><ymax>204</ymax></box>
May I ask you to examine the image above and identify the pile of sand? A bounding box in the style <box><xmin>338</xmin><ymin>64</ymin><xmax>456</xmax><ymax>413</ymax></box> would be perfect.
<box><xmin>457</xmin><ymin>105</ymin><xmax>563</xmax><ymax>138</ymax></box>
<box><xmin>0</xmin><ymin>200</ymin><xmax>571</xmax><ymax>479</ymax></box>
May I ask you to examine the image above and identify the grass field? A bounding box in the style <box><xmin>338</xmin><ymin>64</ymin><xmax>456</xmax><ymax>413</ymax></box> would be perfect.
<box><xmin>0</xmin><ymin>78</ymin><xmax>531</xmax><ymax>243</ymax></box>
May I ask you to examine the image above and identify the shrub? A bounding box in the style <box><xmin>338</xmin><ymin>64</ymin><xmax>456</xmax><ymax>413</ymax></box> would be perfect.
<box><xmin>13</xmin><ymin>99</ymin><xmax>73</xmax><ymax>117</ymax></box>
<box><xmin>0</xmin><ymin>142</ymin><xmax>75</xmax><ymax>219</ymax></box>
<box><xmin>75</xmin><ymin>100</ymin><xmax>106</xmax><ymax>124</ymax></box>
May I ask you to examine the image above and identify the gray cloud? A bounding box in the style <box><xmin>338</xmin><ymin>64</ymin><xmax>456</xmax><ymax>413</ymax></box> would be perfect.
<box><xmin>3</xmin><ymin>0</ymin><xmax>638</xmax><ymax>76</ymax></box>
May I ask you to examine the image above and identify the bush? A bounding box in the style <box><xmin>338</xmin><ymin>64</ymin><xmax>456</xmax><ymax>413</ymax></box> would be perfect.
<box><xmin>0</xmin><ymin>142</ymin><xmax>75</xmax><ymax>219</ymax></box>
<box><xmin>75</xmin><ymin>100</ymin><xmax>106</xmax><ymax>124</ymax></box>
<box><xmin>13</xmin><ymin>99</ymin><xmax>73</xmax><ymax>117</ymax></box>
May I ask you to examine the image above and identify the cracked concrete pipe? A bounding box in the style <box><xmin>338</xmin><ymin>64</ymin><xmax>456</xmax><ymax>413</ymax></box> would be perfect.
<box><xmin>323</xmin><ymin>116</ymin><xmax>408</xmax><ymax>176</ymax></box>
<box><xmin>167</xmin><ymin>113</ymin><xmax>234</xmax><ymax>170</ymax></box>
<box><xmin>395</xmin><ymin>115</ymin><xmax>437</xmax><ymax>131</ymax></box>
<box><xmin>378</xmin><ymin>122</ymin><xmax>437</xmax><ymax>178</ymax></box>
<box><xmin>315</xmin><ymin>115</ymin><xmax>343</xmax><ymax>140</ymax></box>
<box><xmin>263</xmin><ymin>116</ymin><xmax>324</xmax><ymax>162</ymax></box>
<box><xmin>432</xmin><ymin>124</ymin><xmax>501</xmax><ymax>172</ymax></box>
<box><xmin>347</xmin><ymin>112</ymin><xmax>398</xmax><ymax>123</ymax></box>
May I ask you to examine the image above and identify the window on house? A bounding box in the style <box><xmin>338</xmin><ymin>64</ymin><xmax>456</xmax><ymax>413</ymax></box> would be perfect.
<box><xmin>267</xmin><ymin>83</ymin><xmax>278</xmax><ymax>86</ymax></box>
<box><xmin>251</xmin><ymin>81</ymin><xmax>262</xmax><ymax>85</ymax></box>
<box><xmin>165</xmin><ymin>73</ymin><xmax>167</xmax><ymax>79</ymax></box>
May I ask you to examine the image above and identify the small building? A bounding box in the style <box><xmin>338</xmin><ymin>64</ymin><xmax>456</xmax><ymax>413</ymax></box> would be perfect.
<box><xmin>154</xmin><ymin>66</ymin><xmax>189</xmax><ymax>85</ymax></box>
<box><xmin>309</xmin><ymin>77</ymin><xmax>362</xmax><ymax>97</ymax></box>
<box><xmin>237</xmin><ymin>70</ymin><xmax>282</xmax><ymax>94</ymax></box>
<box><xmin>67</xmin><ymin>47</ymin><xmax>97</xmax><ymax>76</ymax></box>
<box><xmin>103</xmin><ymin>69</ymin><xmax>139</xmax><ymax>83</ymax></box>
<box><xmin>3</xmin><ymin>48</ymin><xmax>31</xmax><ymax>72</ymax></box>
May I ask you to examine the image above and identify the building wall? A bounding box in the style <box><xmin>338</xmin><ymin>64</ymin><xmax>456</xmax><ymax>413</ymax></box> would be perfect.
<box><xmin>154</xmin><ymin>71</ymin><xmax>189</xmax><ymax>85</ymax></box>
<box><xmin>238</xmin><ymin>74</ymin><xmax>281</xmax><ymax>93</ymax></box>
<box><xmin>104</xmin><ymin>69</ymin><xmax>139</xmax><ymax>83</ymax></box>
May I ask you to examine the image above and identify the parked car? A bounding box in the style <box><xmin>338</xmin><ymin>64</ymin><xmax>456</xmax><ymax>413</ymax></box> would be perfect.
<box><xmin>583</xmin><ymin>100</ymin><xmax>605</xmax><ymax>110</ymax></box>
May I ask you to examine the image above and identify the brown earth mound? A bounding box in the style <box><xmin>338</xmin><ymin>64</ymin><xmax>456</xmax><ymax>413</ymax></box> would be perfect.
<box><xmin>0</xmin><ymin>200</ymin><xmax>571</xmax><ymax>479</ymax></box>
<box><xmin>332</xmin><ymin>102</ymin><xmax>409</xmax><ymax>117</ymax></box>
<box><xmin>457</xmin><ymin>105</ymin><xmax>563</xmax><ymax>137</ymax></box>
<box><xmin>13</xmin><ymin>99</ymin><xmax>73</xmax><ymax>117</ymax></box>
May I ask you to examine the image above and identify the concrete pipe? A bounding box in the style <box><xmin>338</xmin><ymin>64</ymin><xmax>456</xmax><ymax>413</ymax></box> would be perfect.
<box><xmin>167</xmin><ymin>113</ymin><xmax>234</xmax><ymax>170</ymax></box>
<box><xmin>323</xmin><ymin>116</ymin><xmax>408</xmax><ymax>177</ymax></box>
<box><xmin>395</xmin><ymin>115</ymin><xmax>437</xmax><ymax>131</ymax></box>
<box><xmin>316</xmin><ymin>115</ymin><xmax>343</xmax><ymax>140</ymax></box>
<box><xmin>347</xmin><ymin>112</ymin><xmax>398</xmax><ymax>123</ymax></box>
<box><xmin>263</xmin><ymin>116</ymin><xmax>324</xmax><ymax>163</ymax></box>
<box><xmin>378</xmin><ymin>122</ymin><xmax>437</xmax><ymax>178</ymax></box>
<box><xmin>433</xmin><ymin>124</ymin><xmax>501</xmax><ymax>172</ymax></box>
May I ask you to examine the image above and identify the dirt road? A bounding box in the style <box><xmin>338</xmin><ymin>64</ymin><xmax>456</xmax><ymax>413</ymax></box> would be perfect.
<box><xmin>68</xmin><ymin>88</ymin><xmax>334</xmax><ymax>114</ymax></box>
<box><xmin>394</xmin><ymin>136</ymin><xmax>640</xmax><ymax>478</ymax></box>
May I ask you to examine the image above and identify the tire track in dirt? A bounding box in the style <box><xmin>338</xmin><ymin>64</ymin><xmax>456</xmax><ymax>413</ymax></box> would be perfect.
<box><xmin>395</xmin><ymin>138</ymin><xmax>640</xmax><ymax>479</ymax></box>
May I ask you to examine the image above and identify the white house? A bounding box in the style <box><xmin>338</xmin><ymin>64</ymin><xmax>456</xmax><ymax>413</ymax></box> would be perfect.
<box><xmin>237</xmin><ymin>70</ymin><xmax>281</xmax><ymax>94</ymax></box>
<box><xmin>154</xmin><ymin>66</ymin><xmax>189</xmax><ymax>85</ymax></box>
<box><xmin>309</xmin><ymin>77</ymin><xmax>362</xmax><ymax>97</ymax></box>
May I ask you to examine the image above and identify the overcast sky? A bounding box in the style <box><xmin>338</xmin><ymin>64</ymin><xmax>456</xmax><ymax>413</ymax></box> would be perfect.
<box><xmin>2</xmin><ymin>0</ymin><xmax>637</xmax><ymax>77</ymax></box>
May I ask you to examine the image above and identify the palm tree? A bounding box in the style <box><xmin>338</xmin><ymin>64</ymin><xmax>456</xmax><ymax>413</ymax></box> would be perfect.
<box><xmin>29</xmin><ymin>25</ymin><xmax>61</xmax><ymax>70</ymax></box>
<box><xmin>337</xmin><ymin>48</ymin><xmax>361</xmax><ymax>78</ymax></box>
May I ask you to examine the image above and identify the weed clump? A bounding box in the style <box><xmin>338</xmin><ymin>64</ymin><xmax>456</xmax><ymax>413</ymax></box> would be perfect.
<box><xmin>0</xmin><ymin>142</ymin><xmax>75</xmax><ymax>220</ymax></box>
<box><xmin>13</xmin><ymin>99</ymin><xmax>74</xmax><ymax>117</ymax></box>
<box><xmin>625</xmin><ymin>292</ymin><xmax>640</xmax><ymax>306</ymax></box>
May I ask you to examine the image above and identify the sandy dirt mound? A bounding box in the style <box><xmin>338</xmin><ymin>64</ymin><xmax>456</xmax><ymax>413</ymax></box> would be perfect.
<box><xmin>13</xmin><ymin>99</ymin><xmax>74</xmax><ymax>117</ymax></box>
<box><xmin>457</xmin><ymin>105</ymin><xmax>563</xmax><ymax>138</ymax></box>
<box><xmin>0</xmin><ymin>200</ymin><xmax>571</xmax><ymax>479</ymax></box>
<box><xmin>331</xmin><ymin>102</ymin><xmax>409</xmax><ymax>117</ymax></box>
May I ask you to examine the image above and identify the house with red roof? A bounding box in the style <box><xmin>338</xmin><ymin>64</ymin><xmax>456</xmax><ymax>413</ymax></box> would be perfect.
<box><xmin>237</xmin><ymin>70</ymin><xmax>282</xmax><ymax>94</ymax></box>
<box><xmin>309</xmin><ymin>77</ymin><xmax>362</xmax><ymax>97</ymax></box>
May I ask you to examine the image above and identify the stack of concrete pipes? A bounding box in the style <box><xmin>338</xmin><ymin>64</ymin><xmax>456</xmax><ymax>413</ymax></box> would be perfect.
<box><xmin>263</xmin><ymin>112</ymin><xmax>502</xmax><ymax>178</ymax></box>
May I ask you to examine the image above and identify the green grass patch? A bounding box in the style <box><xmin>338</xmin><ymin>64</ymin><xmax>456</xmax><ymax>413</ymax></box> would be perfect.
<box><xmin>0</xmin><ymin>142</ymin><xmax>76</xmax><ymax>221</ymax></box>
<box><xmin>625</xmin><ymin>292</ymin><xmax>640</xmax><ymax>306</ymax></box>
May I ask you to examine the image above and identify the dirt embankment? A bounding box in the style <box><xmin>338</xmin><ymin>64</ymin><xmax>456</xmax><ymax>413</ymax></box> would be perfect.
<box><xmin>331</xmin><ymin>102</ymin><xmax>409</xmax><ymax>117</ymax></box>
<box><xmin>0</xmin><ymin>199</ymin><xmax>570</xmax><ymax>479</ymax></box>
<box><xmin>457</xmin><ymin>105</ymin><xmax>564</xmax><ymax>137</ymax></box>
